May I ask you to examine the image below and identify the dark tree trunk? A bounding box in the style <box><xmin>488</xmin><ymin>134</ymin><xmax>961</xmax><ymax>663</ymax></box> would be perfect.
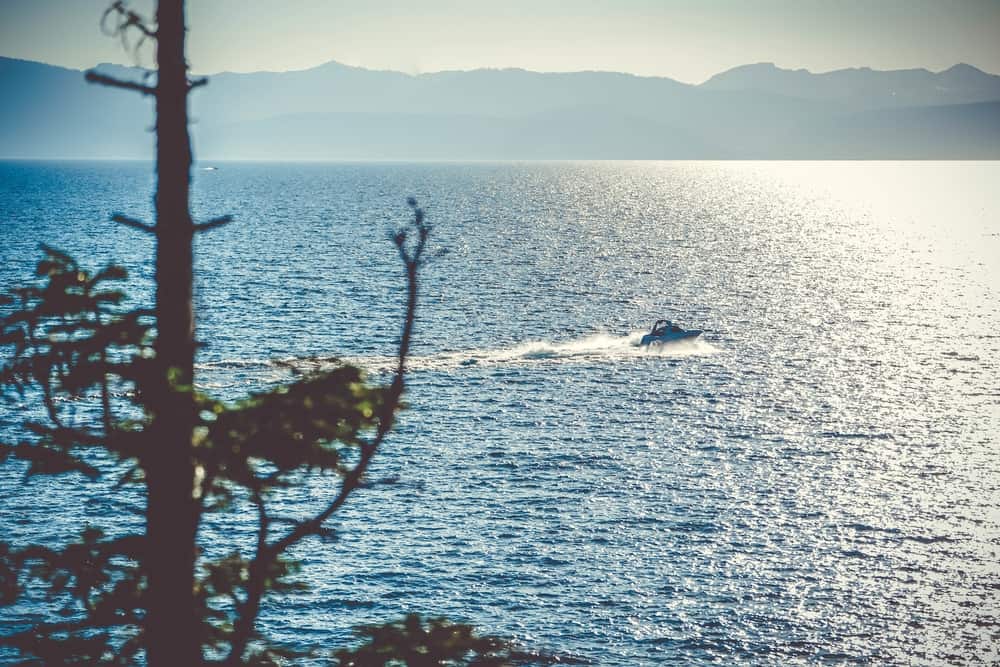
<box><xmin>144</xmin><ymin>1</ymin><xmax>201</xmax><ymax>664</ymax></box>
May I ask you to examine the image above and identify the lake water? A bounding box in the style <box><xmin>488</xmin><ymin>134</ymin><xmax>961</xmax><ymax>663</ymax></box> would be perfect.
<box><xmin>1</xmin><ymin>161</ymin><xmax>998</xmax><ymax>665</ymax></box>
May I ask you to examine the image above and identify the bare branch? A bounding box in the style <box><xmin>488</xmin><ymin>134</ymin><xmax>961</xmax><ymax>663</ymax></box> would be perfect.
<box><xmin>188</xmin><ymin>77</ymin><xmax>209</xmax><ymax>91</ymax></box>
<box><xmin>100</xmin><ymin>2</ymin><xmax>153</xmax><ymax>37</ymax></box>
<box><xmin>84</xmin><ymin>70</ymin><xmax>156</xmax><ymax>97</ymax></box>
<box><xmin>124</xmin><ymin>11</ymin><xmax>156</xmax><ymax>39</ymax></box>
<box><xmin>111</xmin><ymin>214</ymin><xmax>155</xmax><ymax>234</ymax></box>
<box><xmin>223</xmin><ymin>201</ymin><xmax>430</xmax><ymax>665</ymax></box>
<box><xmin>269</xmin><ymin>204</ymin><xmax>428</xmax><ymax>555</ymax></box>
<box><xmin>194</xmin><ymin>215</ymin><xmax>232</xmax><ymax>233</ymax></box>
<box><xmin>99</xmin><ymin>1</ymin><xmax>122</xmax><ymax>36</ymax></box>
<box><xmin>101</xmin><ymin>1</ymin><xmax>156</xmax><ymax>59</ymax></box>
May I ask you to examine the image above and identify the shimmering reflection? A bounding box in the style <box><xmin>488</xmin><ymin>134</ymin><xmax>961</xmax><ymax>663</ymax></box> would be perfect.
<box><xmin>0</xmin><ymin>161</ymin><xmax>997</xmax><ymax>665</ymax></box>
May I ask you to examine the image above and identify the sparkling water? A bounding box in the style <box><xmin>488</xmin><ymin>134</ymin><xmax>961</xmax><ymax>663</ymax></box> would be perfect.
<box><xmin>1</xmin><ymin>160</ymin><xmax>997</xmax><ymax>665</ymax></box>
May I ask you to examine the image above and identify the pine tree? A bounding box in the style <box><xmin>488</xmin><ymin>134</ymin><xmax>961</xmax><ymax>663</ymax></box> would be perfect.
<box><xmin>0</xmin><ymin>2</ymin><xmax>529</xmax><ymax>665</ymax></box>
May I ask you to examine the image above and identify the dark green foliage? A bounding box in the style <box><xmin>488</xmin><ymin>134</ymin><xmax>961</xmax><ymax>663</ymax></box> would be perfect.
<box><xmin>198</xmin><ymin>366</ymin><xmax>386</xmax><ymax>491</ymax></box>
<box><xmin>331</xmin><ymin>615</ymin><xmax>580</xmax><ymax>667</ymax></box>
<box><xmin>0</xmin><ymin>245</ymin><xmax>153</xmax><ymax>482</ymax></box>
<box><xmin>0</xmin><ymin>528</ymin><xmax>146</xmax><ymax>665</ymax></box>
<box><xmin>334</xmin><ymin>615</ymin><xmax>512</xmax><ymax>667</ymax></box>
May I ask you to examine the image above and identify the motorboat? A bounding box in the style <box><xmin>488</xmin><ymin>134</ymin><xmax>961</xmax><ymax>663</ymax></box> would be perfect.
<box><xmin>639</xmin><ymin>319</ymin><xmax>702</xmax><ymax>346</ymax></box>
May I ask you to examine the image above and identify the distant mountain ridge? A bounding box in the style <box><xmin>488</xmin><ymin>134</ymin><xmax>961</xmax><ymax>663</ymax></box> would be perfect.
<box><xmin>702</xmin><ymin>61</ymin><xmax>1000</xmax><ymax>110</ymax></box>
<box><xmin>2</xmin><ymin>56</ymin><xmax>999</xmax><ymax>159</ymax></box>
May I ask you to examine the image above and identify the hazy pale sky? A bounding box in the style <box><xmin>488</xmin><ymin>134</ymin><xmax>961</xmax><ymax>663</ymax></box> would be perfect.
<box><xmin>1</xmin><ymin>0</ymin><xmax>999</xmax><ymax>83</ymax></box>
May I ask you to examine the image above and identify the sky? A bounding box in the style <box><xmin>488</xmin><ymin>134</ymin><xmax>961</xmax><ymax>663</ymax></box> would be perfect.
<box><xmin>1</xmin><ymin>0</ymin><xmax>999</xmax><ymax>83</ymax></box>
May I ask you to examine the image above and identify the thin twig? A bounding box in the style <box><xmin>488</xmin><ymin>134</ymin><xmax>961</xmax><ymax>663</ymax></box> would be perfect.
<box><xmin>270</xmin><ymin>206</ymin><xmax>427</xmax><ymax>555</ymax></box>
<box><xmin>101</xmin><ymin>1</ymin><xmax>156</xmax><ymax>39</ymax></box>
<box><xmin>194</xmin><ymin>215</ymin><xmax>233</xmax><ymax>233</ymax></box>
<box><xmin>223</xmin><ymin>202</ymin><xmax>429</xmax><ymax>665</ymax></box>
<box><xmin>112</xmin><ymin>214</ymin><xmax>155</xmax><ymax>234</ymax></box>
<box><xmin>101</xmin><ymin>1</ymin><xmax>157</xmax><ymax>58</ymax></box>
<box><xmin>85</xmin><ymin>70</ymin><xmax>156</xmax><ymax>97</ymax></box>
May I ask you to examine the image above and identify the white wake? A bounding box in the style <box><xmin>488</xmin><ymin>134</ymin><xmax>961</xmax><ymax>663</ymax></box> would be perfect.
<box><xmin>352</xmin><ymin>331</ymin><xmax>716</xmax><ymax>373</ymax></box>
<box><xmin>197</xmin><ymin>333</ymin><xmax>717</xmax><ymax>385</ymax></box>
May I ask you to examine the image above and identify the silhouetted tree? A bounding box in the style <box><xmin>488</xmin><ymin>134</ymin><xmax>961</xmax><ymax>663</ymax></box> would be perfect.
<box><xmin>0</xmin><ymin>1</ymin><xmax>534</xmax><ymax>665</ymax></box>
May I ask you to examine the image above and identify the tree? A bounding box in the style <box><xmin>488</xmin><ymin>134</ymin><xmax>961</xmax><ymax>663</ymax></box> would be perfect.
<box><xmin>0</xmin><ymin>2</ymin><xmax>529</xmax><ymax>665</ymax></box>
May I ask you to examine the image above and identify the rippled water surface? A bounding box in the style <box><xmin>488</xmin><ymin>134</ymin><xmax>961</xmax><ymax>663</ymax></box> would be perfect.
<box><xmin>1</xmin><ymin>161</ymin><xmax>998</xmax><ymax>665</ymax></box>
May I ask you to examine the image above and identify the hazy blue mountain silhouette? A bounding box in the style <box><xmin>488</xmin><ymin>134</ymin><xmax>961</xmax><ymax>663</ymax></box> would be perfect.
<box><xmin>0</xmin><ymin>58</ymin><xmax>153</xmax><ymax>158</ymax></box>
<box><xmin>702</xmin><ymin>62</ymin><xmax>1000</xmax><ymax>110</ymax></box>
<box><xmin>2</xmin><ymin>56</ymin><xmax>998</xmax><ymax>159</ymax></box>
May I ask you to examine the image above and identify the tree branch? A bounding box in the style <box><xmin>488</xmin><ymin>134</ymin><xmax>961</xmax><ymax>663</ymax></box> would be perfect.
<box><xmin>223</xmin><ymin>201</ymin><xmax>429</xmax><ymax>665</ymax></box>
<box><xmin>112</xmin><ymin>214</ymin><xmax>155</xmax><ymax>234</ymax></box>
<box><xmin>125</xmin><ymin>13</ymin><xmax>157</xmax><ymax>40</ymax></box>
<box><xmin>188</xmin><ymin>77</ymin><xmax>208</xmax><ymax>91</ymax></box>
<box><xmin>101</xmin><ymin>1</ymin><xmax>157</xmax><ymax>52</ymax></box>
<box><xmin>194</xmin><ymin>215</ymin><xmax>232</xmax><ymax>233</ymax></box>
<box><xmin>270</xmin><ymin>202</ymin><xmax>427</xmax><ymax>555</ymax></box>
<box><xmin>101</xmin><ymin>1</ymin><xmax>156</xmax><ymax>38</ymax></box>
<box><xmin>84</xmin><ymin>70</ymin><xmax>156</xmax><ymax>97</ymax></box>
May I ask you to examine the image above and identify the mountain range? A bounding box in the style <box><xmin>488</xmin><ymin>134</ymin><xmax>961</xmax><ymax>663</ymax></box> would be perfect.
<box><xmin>2</xmin><ymin>56</ymin><xmax>999</xmax><ymax>159</ymax></box>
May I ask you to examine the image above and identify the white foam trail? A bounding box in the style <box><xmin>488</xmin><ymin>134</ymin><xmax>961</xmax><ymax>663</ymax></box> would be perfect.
<box><xmin>348</xmin><ymin>332</ymin><xmax>718</xmax><ymax>373</ymax></box>
<box><xmin>197</xmin><ymin>333</ymin><xmax>718</xmax><ymax>382</ymax></box>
